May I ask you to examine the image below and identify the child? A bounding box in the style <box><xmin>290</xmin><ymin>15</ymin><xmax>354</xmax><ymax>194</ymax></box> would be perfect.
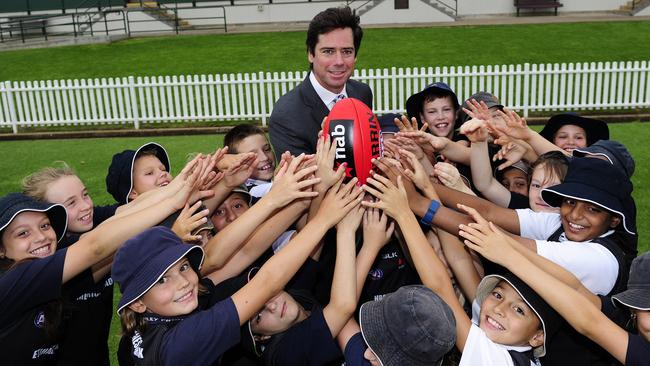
<box><xmin>338</xmin><ymin>285</ymin><xmax>456</xmax><ymax>366</ymax></box>
<box><xmin>539</xmin><ymin>113</ymin><xmax>609</xmax><ymax>153</ymax></box>
<box><xmin>0</xmin><ymin>164</ymin><xmax>200</xmax><ymax>365</ymax></box>
<box><xmin>106</xmin><ymin>142</ymin><xmax>172</xmax><ymax>204</ymax></box>
<box><xmin>243</xmin><ymin>201</ymin><xmax>363</xmax><ymax>366</ymax></box>
<box><xmin>458</xmin><ymin>208</ymin><xmax>650</xmax><ymax>366</ymax></box>
<box><xmin>223</xmin><ymin>124</ymin><xmax>276</xmax><ymax>194</ymax></box>
<box><xmin>114</xmin><ymin>171</ymin><xmax>363</xmax><ymax>365</ymax></box>
<box><xmin>405</xmin><ymin>82</ymin><xmax>460</xmax><ymax>140</ymax></box>
<box><xmin>361</xmin><ymin>173</ymin><xmax>560</xmax><ymax>365</ymax></box>
<box><xmin>496</xmin><ymin>160</ymin><xmax>530</xmax><ymax>197</ymax></box>
<box><xmin>22</xmin><ymin>165</ymin><xmax>122</xmax><ymax>365</ymax></box>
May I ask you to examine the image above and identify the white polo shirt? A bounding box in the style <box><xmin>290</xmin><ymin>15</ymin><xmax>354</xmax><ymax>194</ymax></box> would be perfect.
<box><xmin>516</xmin><ymin>209</ymin><xmax>619</xmax><ymax>295</ymax></box>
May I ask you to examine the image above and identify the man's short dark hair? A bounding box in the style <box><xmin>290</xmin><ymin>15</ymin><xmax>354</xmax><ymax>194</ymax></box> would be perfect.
<box><xmin>224</xmin><ymin>124</ymin><xmax>267</xmax><ymax>153</ymax></box>
<box><xmin>306</xmin><ymin>6</ymin><xmax>363</xmax><ymax>57</ymax></box>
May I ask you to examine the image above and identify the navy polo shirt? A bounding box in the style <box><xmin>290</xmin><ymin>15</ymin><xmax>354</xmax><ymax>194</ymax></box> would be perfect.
<box><xmin>625</xmin><ymin>333</ymin><xmax>650</xmax><ymax>366</ymax></box>
<box><xmin>0</xmin><ymin>248</ymin><xmax>68</xmax><ymax>365</ymax></box>
<box><xmin>118</xmin><ymin>279</ymin><xmax>241</xmax><ymax>366</ymax></box>
<box><xmin>507</xmin><ymin>192</ymin><xmax>530</xmax><ymax>210</ymax></box>
<box><xmin>344</xmin><ymin>332</ymin><xmax>371</xmax><ymax>366</ymax></box>
<box><xmin>57</xmin><ymin>204</ymin><xmax>118</xmax><ymax>366</ymax></box>
<box><xmin>263</xmin><ymin>305</ymin><xmax>342</xmax><ymax>366</ymax></box>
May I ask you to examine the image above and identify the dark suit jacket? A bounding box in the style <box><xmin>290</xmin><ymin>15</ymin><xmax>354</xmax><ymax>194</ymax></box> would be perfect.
<box><xmin>268</xmin><ymin>73</ymin><xmax>373</xmax><ymax>159</ymax></box>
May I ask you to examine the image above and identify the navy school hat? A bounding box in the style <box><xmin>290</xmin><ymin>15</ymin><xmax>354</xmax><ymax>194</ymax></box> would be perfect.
<box><xmin>113</xmin><ymin>226</ymin><xmax>204</xmax><ymax>315</ymax></box>
<box><xmin>611</xmin><ymin>252</ymin><xmax>650</xmax><ymax>311</ymax></box>
<box><xmin>475</xmin><ymin>272</ymin><xmax>561</xmax><ymax>358</ymax></box>
<box><xmin>405</xmin><ymin>82</ymin><xmax>460</xmax><ymax>128</ymax></box>
<box><xmin>541</xmin><ymin>157</ymin><xmax>634</xmax><ymax>235</ymax></box>
<box><xmin>572</xmin><ymin>139</ymin><xmax>635</xmax><ymax>178</ymax></box>
<box><xmin>0</xmin><ymin>193</ymin><xmax>67</xmax><ymax>244</ymax></box>
<box><xmin>106</xmin><ymin>142</ymin><xmax>171</xmax><ymax>205</ymax></box>
<box><xmin>539</xmin><ymin>113</ymin><xmax>609</xmax><ymax>147</ymax></box>
<box><xmin>359</xmin><ymin>285</ymin><xmax>456</xmax><ymax>366</ymax></box>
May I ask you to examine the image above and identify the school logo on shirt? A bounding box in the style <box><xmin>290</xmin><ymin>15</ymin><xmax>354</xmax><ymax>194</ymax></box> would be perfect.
<box><xmin>368</xmin><ymin>268</ymin><xmax>384</xmax><ymax>280</ymax></box>
<box><xmin>33</xmin><ymin>311</ymin><xmax>45</xmax><ymax>328</ymax></box>
<box><xmin>382</xmin><ymin>251</ymin><xmax>398</xmax><ymax>260</ymax></box>
<box><xmin>132</xmin><ymin>331</ymin><xmax>144</xmax><ymax>359</ymax></box>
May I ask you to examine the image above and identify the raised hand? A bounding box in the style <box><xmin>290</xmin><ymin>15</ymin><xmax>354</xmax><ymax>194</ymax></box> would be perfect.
<box><xmin>389</xmin><ymin>136</ymin><xmax>425</xmax><ymax>160</ymax></box>
<box><xmin>492</xmin><ymin>139</ymin><xmax>528</xmax><ymax>171</ymax></box>
<box><xmin>171</xmin><ymin>157</ymin><xmax>208</xmax><ymax>210</ymax></box>
<box><xmin>265</xmin><ymin>154</ymin><xmax>321</xmax><ymax>208</ymax></box>
<box><xmin>459</xmin><ymin>118</ymin><xmax>489</xmax><ymax>143</ymax></box>
<box><xmin>400</xmin><ymin>149</ymin><xmax>436</xmax><ymax>199</ymax></box>
<box><xmin>396</xmin><ymin>130</ymin><xmax>448</xmax><ymax>153</ymax></box>
<box><xmin>362</xmin><ymin>207</ymin><xmax>395</xmax><ymax>250</ymax></box>
<box><xmin>336</xmin><ymin>200</ymin><xmax>365</xmax><ymax>233</ymax></box>
<box><xmin>171</xmin><ymin>201</ymin><xmax>210</xmax><ymax>243</ymax></box>
<box><xmin>393</xmin><ymin>115</ymin><xmax>426</xmax><ymax>132</ymax></box>
<box><xmin>433</xmin><ymin>162</ymin><xmax>466</xmax><ymax>192</ymax></box>
<box><xmin>223</xmin><ymin>152</ymin><xmax>258</xmax><ymax>188</ymax></box>
<box><xmin>315</xmin><ymin>176</ymin><xmax>364</xmax><ymax>228</ymax></box>
<box><xmin>456</xmin><ymin>203</ymin><xmax>515</xmax><ymax>265</ymax></box>
<box><xmin>361</xmin><ymin>173</ymin><xmax>411</xmax><ymax>220</ymax></box>
<box><xmin>315</xmin><ymin>132</ymin><xmax>341</xmax><ymax>191</ymax></box>
<box><xmin>462</xmin><ymin>99</ymin><xmax>492</xmax><ymax>123</ymax></box>
<box><xmin>494</xmin><ymin>108</ymin><xmax>532</xmax><ymax>141</ymax></box>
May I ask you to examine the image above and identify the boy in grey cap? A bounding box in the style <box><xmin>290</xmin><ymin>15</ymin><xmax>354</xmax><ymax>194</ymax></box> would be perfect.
<box><xmin>338</xmin><ymin>285</ymin><xmax>456</xmax><ymax>366</ymax></box>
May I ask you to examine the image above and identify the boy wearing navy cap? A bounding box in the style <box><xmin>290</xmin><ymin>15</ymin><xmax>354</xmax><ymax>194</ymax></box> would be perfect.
<box><xmin>405</xmin><ymin>82</ymin><xmax>461</xmax><ymax>140</ymax></box>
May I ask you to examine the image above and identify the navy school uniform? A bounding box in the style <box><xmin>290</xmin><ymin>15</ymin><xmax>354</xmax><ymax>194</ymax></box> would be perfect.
<box><xmin>56</xmin><ymin>204</ymin><xmax>118</xmax><ymax>366</ymax></box>
<box><xmin>118</xmin><ymin>278</ymin><xmax>241</xmax><ymax>366</ymax></box>
<box><xmin>0</xmin><ymin>248</ymin><xmax>68</xmax><ymax>365</ymax></box>
<box><xmin>343</xmin><ymin>332</ymin><xmax>371</xmax><ymax>366</ymax></box>
<box><xmin>541</xmin><ymin>230</ymin><xmax>635</xmax><ymax>366</ymax></box>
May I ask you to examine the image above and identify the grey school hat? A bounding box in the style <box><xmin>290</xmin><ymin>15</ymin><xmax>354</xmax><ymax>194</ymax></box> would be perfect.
<box><xmin>572</xmin><ymin>140</ymin><xmax>635</xmax><ymax>178</ymax></box>
<box><xmin>612</xmin><ymin>252</ymin><xmax>650</xmax><ymax>310</ymax></box>
<box><xmin>359</xmin><ymin>285</ymin><xmax>456</xmax><ymax>366</ymax></box>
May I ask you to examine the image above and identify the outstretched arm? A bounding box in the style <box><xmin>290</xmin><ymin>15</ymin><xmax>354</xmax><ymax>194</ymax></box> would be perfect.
<box><xmin>201</xmin><ymin>154</ymin><xmax>320</xmax><ymax>275</ymax></box>
<box><xmin>361</xmin><ymin>174</ymin><xmax>472</xmax><ymax>352</ymax></box>
<box><xmin>324</xmin><ymin>203</ymin><xmax>364</xmax><ymax>338</ymax></box>
<box><xmin>458</xmin><ymin>207</ymin><xmax>628</xmax><ymax>364</ymax></box>
<box><xmin>231</xmin><ymin>176</ymin><xmax>364</xmax><ymax>326</ymax></box>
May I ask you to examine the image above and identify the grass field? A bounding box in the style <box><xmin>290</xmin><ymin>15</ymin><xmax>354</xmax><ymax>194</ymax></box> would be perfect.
<box><xmin>1</xmin><ymin>21</ymin><xmax>650</xmax><ymax>81</ymax></box>
<box><xmin>0</xmin><ymin>124</ymin><xmax>647</xmax><ymax>364</ymax></box>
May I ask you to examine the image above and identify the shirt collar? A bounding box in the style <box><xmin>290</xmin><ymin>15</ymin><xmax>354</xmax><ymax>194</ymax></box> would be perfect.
<box><xmin>309</xmin><ymin>72</ymin><xmax>347</xmax><ymax>110</ymax></box>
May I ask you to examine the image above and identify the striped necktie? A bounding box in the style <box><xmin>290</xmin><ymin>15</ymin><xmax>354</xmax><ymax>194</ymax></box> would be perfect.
<box><xmin>330</xmin><ymin>94</ymin><xmax>346</xmax><ymax>109</ymax></box>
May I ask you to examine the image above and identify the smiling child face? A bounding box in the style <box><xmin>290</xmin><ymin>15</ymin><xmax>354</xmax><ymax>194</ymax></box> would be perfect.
<box><xmin>479</xmin><ymin>281</ymin><xmax>543</xmax><ymax>349</ymax></box>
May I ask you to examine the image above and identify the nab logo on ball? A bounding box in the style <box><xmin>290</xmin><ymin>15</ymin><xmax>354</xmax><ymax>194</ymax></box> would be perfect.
<box><xmin>324</xmin><ymin>98</ymin><xmax>381</xmax><ymax>185</ymax></box>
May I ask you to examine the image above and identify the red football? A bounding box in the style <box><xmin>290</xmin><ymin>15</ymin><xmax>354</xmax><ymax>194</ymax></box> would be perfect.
<box><xmin>323</xmin><ymin>98</ymin><xmax>381</xmax><ymax>185</ymax></box>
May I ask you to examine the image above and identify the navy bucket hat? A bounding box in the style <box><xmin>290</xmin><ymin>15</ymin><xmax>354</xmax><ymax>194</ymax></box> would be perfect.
<box><xmin>611</xmin><ymin>252</ymin><xmax>650</xmax><ymax>311</ymax></box>
<box><xmin>113</xmin><ymin>226</ymin><xmax>204</xmax><ymax>315</ymax></box>
<box><xmin>0</xmin><ymin>193</ymin><xmax>67</xmax><ymax>244</ymax></box>
<box><xmin>572</xmin><ymin>139</ymin><xmax>635</xmax><ymax>179</ymax></box>
<box><xmin>405</xmin><ymin>82</ymin><xmax>460</xmax><ymax>128</ymax></box>
<box><xmin>106</xmin><ymin>142</ymin><xmax>171</xmax><ymax>205</ymax></box>
<box><xmin>359</xmin><ymin>285</ymin><xmax>456</xmax><ymax>366</ymax></box>
<box><xmin>475</xmin><ymin>272</ymin><xmax>561</xmax><ymax>358</ymax></box>
<box><xmin>539</xmin><ymin>113</ymin><xmax>609</xmax><ymax>147</ymax></box>
<box><xmin>541</xmin><ymin>157</ymin><xmax>634</xmax><ymax>235</ymax></box>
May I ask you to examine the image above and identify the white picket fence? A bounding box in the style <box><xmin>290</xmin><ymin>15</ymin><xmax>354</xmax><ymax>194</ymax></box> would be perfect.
<box><xmin>1</xmin><ymin>60</ymin><xmax>649</xmax><ymax>133</ymax></box>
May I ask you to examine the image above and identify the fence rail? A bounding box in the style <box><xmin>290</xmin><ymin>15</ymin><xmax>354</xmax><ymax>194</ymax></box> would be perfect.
<box><xmin>1</xmin><ymin>61</ymin><xmax>649</xmax><ymax>133</ymax></box>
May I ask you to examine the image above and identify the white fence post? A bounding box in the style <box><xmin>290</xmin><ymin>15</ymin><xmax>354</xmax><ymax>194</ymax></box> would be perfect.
<box><xmin>128</xmin><ymin>76</ymin><xmax>140</xmax><ymax>129</ymax></box>
<box><xmin>3</xmin><ymin>81</ymin><xmax>19</xmax><ymax>134</ymax></box>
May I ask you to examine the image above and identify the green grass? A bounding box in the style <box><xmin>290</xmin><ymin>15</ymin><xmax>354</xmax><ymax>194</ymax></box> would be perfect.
<box><xmin>0</xmin><ymin>123</ymin><xmax>647</xmax><ymax>365</ymax></box>
<box><xmin>1</xmin><ymin>21</ymin><xmax>650</xmax><ymax>81</ymax></box>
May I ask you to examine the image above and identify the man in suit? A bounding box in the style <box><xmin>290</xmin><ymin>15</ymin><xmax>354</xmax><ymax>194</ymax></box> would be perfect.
<box><xmin>269</xmin><ymin>6</ymin><xmax>373</xmax><ymax>159</ymax></box>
